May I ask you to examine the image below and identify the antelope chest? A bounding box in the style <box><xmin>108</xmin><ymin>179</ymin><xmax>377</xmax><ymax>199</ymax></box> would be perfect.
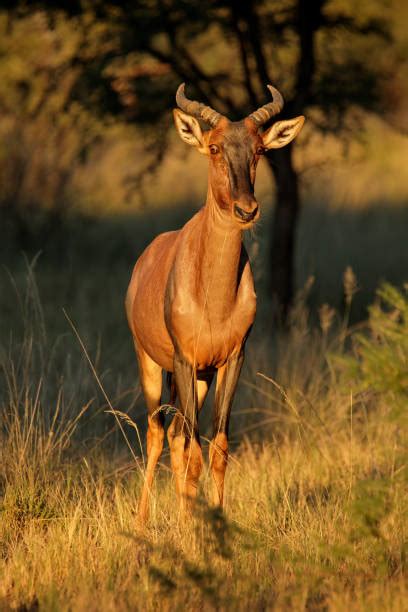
<box><xmin>167</xmin><ymin>293</ymin><xmax>256</xmax><ymax>370</ymax></box>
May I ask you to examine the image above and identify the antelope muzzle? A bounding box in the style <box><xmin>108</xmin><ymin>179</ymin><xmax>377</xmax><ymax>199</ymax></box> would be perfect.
<box><xmin>233</xmin><ymin>201</ymin><xmax>259</xmax><ymax>224</ymax></box>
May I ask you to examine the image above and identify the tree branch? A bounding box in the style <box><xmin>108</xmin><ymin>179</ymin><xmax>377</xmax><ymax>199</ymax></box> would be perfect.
<box><xmin>240</xmin><ymin>1</ymin><xmax>273</xmax><ymax>90</ymax></box>
<box><xmin>292</xmin><ymin>0</ymin><xmax>326</xmax><ymax>114</ymax></box>
<box><xmin>155</xmin><ymin>0</ymin><xmax>238</xmax><ymax>114</ymax></box>
<box><xmin>230</xmin><ymin>6</ymin><xmax>258</xmax><ymax>109</ymax></box>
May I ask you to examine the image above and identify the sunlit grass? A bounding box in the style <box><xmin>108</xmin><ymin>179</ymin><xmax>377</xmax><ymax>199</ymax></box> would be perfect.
<box><xmin>0</xmin><ymin>265</ymin><xmax>406</xmax><ymax>610</ymax></box>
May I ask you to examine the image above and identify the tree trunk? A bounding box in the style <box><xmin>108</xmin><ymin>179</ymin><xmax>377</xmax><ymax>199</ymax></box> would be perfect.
<box><xmin>266</xmin><ymin>143</ymin><xmax>300</xmax><ymax>322</ymax></box>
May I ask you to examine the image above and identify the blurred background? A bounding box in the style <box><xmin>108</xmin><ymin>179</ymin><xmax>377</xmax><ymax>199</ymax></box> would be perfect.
<box><xmin>1</xmin><ymin>6</ymin><xmax>408</xmax><ymax>606</ymax></box>
<box><xmin>0</xmin><ymin>0</ymin><xmax>408</xmax><ymax>431</ymax></box>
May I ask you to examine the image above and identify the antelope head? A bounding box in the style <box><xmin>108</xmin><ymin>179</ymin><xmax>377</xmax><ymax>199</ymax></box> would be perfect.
<box><xmin>173</xmin><ymin>84</ymin><xmax>304</xmax><ymax>228</ymax></box>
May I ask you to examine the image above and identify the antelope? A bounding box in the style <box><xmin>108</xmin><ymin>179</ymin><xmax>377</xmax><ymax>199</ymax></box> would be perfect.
<box><xmin>126</xmin><ymin>83</ymin><xmax>304</xmax><ymax>522</ymax></box>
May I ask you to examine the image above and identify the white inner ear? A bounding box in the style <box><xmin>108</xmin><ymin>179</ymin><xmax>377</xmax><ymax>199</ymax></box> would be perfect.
<box><xmin>262</xmin><ymin>116</ymin><xmax>305</xmax><ymax>149</ymax></box>
<box><xmin>173</xmin><ymin>109</ymin><xmax>204</xmax><ymax>148</ymax></box>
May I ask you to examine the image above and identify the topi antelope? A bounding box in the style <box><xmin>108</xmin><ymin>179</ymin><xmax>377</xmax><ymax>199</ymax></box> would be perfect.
<box><xmin>126</xmin><ymin>83</ymin><xmax>304</xmax><ymax>522</ymax></box>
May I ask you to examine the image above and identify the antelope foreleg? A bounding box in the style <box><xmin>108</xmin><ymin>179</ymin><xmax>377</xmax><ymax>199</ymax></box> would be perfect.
<box><xmin>210</xmin><ymin>351</ymin><xmax>244</xmax><ymax>507</ymax></box>
<box><xmin>169</xmin><ymin>353</ymin><xmax>202</xmax><ymax>513</ymax></box>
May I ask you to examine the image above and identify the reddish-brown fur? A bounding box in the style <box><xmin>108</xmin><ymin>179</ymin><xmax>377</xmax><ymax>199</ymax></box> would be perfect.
<box><xmin>126</xmin><ymin>90</ymin><xmax>304</xmax><ymax>522</ymax></box>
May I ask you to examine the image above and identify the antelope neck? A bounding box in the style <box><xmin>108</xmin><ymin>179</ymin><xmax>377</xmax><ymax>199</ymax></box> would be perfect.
<box><xmin>194</xmin><ymin>190</ymin><xmax>243</xmax><ymax>321</ymax></box>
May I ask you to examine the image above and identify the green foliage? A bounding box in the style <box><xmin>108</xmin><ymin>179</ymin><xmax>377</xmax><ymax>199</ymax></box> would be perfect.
<box><xmin>0</xmin><ymin>1</ymin><xmax>403</xmax><ymax>220</ymax></box>
<box><xmin>337</xmin><ymin>283</ymin><xmax>408</xmax><ymax>419</ymax></box>
<box><xmin>76</xmin><ymin>0</ymin><xmax>397</xmax><ymax>135</ymax></box>
<box><xmin>0</xmin><ymin>8</ymin><xmax>122</xmax><ymax>235</ymax></box>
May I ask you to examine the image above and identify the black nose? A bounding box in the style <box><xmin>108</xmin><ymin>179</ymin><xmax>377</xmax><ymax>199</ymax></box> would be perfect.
<box><xmin>234</xmin><ymin>204</ymin><xmax>258</xmax><ymax>222</ymax></box>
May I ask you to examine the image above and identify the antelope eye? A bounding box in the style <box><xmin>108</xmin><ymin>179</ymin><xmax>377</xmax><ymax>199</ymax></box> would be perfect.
<box><xmin>256</xmin><ymin>146</ymin><xmax>265</xmax><ymax>156</ymax></box>
<box><xmin>209</xmin><ymin>144</ymin><xmax>219</xmax><ymax>155</ymax></box>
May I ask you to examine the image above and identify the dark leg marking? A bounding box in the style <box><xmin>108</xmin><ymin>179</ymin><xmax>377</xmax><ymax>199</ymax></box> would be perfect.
<box><xmin>210</xmin><ymin>351</ymin><xmax>244</xmax><ymax>506</ymax></box>
<box><xmin>168</xmin><ymin>352</ymin><xmax>203</xmax><ymax>513</ymax></box>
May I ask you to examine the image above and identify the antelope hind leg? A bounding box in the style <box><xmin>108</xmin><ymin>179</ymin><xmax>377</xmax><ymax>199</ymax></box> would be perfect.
<box><xmin>135</xmin><ymin>342</ymin><xmax>164</xmax><ymax>524</ymax></box>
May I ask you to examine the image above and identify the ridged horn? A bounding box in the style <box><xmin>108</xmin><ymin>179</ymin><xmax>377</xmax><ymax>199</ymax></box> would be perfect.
<box><xmin>248</xmin><ymin>85</ymin><xmax>284</xmax><ymax>127</ymax></box>
<box><xmin>176</xmin><ymin>83</ymin><xmax>223</xmax><ymax>128</ymax></box>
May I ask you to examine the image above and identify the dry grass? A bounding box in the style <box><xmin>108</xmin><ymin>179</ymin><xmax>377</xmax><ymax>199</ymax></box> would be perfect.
<box><xmin>0</xmin><ymin>261</ymin><xmax>406</xmax><ymax>611</ymax></box>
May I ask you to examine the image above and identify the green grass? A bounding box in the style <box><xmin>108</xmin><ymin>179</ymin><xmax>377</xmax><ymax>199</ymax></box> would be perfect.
<box><xmin>0</xmin><ymin>206</ymin><xmax>407</xmax><ymax>610</ymax></box>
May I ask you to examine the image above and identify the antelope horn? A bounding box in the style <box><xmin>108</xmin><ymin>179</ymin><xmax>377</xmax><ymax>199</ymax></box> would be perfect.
<box><xmin>176</xmin><ymin>83</ymin><xmax>223</xmax><ymax>128</ymax></box>
<box><xmin>248</xmin><ymin>85</ymin><xmax>284</xmax><ymax>127</ymax></box>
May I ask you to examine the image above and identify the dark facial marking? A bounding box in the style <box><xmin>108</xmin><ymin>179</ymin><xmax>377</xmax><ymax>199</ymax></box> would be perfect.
<box><xmin>221</xmin><ymin>122</ymin><xmax>257</xmax><ymax>202</ymax></box>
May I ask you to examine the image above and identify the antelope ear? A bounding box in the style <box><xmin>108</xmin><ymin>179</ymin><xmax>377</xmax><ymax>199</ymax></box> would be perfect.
<box><xmin>262</xmin><ymin>116</ymin><xmax>305</xmax><ymax>149</ymax></box>
<box><xmin>173</xmin><ymin>109</ymin><xmax>205</xmax><ymax>151</ymax></box>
